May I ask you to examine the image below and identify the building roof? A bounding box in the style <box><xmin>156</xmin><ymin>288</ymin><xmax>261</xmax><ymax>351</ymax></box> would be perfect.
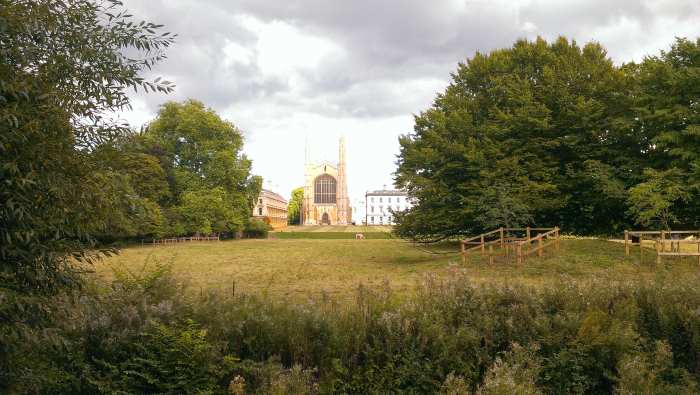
<box><xmin>366</xmin><ymin>189</ymin><xmax>407</xmax><ymax>196</ymax></box>
<box><xmin>261</xmin><ymin>189</ymin><xmax>287</xmax><ymax>203</ymax></box>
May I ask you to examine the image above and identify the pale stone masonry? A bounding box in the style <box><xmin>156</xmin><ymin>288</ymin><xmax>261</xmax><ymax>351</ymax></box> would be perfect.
<box><xmin>252</xmin><ymin>189</ymin><xmax>288</xmax><ymax>230</ymax></box>
<box><xmin>302</xmin><ymin>136</ymin><xmax>352</xmax><ymax>225</ymax></box>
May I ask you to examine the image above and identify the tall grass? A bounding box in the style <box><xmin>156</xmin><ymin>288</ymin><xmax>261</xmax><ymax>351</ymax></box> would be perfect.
<box><xmin>7</xmin><ymin>264</ymin><xmax>700</xmax><ymax>394</ymax></box>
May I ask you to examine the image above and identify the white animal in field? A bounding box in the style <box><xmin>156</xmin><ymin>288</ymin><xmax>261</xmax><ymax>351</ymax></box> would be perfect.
<box><xmin>355</xmin><ymin>233</ymin><xmax>365</xmax><ymax>240</ymax></box>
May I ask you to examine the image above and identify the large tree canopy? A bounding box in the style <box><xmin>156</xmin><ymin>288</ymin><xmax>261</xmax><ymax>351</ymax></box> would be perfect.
<box><xmin>140</xmin><ymin>99</ymin><xmax>262</xmax><ymax>235</ymax></box>
<box><xmin>0</xmin><ymin>0</ymin><xmax>174</xmax><ymax>389</ymax></box>
<box><xmin>0</xmin><ymin>0</ymin><xmax>174</xmax><ymax>294</ymax></box>
<box><xmin>394</xmin><ymin>37</ymin><xmax>700</xmax><ymax>241</ymax></box>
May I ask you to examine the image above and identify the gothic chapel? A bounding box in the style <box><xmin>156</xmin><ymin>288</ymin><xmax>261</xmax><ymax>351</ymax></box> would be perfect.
<box><xmin>302</xmin><ymin>136</ymin><xmax>351</xmax><ymax>225</ymax></box>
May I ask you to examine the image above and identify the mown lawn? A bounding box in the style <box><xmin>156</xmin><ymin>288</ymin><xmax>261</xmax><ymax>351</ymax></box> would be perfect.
<box><xmin>94</xmin><ymin>238</ymin><xmax>700</xmax><ymax>300</ymax></box>
<box><xmin>278</xmin><ymin>225</ymin><xmax>393</xmax><ymax>232</ymax></box>
<box><xmin>274</xmin><ymin>232</ymin><xmax>393</xmax><ymax>239</ymax></box>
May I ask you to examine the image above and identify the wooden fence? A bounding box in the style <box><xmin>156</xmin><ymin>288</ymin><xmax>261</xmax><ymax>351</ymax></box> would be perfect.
<box><xmin>460</xmin><ymin>226</ymin><xmax>560</xmax><ymax>264</ymax></box>
<box><xmin>624</xmin><ymin>230</ymin><xmax>700</xmax><ymax>264</ymax></box>
<box><xmin>148</xmin><ymin>235</ymin><xmax>220</xmax><ymax>245</ymax></box>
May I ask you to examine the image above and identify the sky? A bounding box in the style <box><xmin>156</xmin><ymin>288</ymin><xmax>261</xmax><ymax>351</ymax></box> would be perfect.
<box><xmin>120</xmin><ymin>0</ymin><xmax>700</xmax><ymax>209</ymax></box>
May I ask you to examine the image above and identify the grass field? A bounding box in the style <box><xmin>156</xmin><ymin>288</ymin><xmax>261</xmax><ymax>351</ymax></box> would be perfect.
<box><xmin>94</xmin><ymin>238</ymin><xmax>700</xmax><ymax>300</ymax></box>
<box><xmin>277</xmin><ymin>225</ymin><xmax>393</xmax><ymax>232</ymax></box>
<box><xmin>271</xmin><ymin>224</ymin><xmax>394</xmax><ymax>239</ymax></box>
<box><xmin>274</xmin><ymin>232</ymin><xmax>393</xmax><ymax>239</ymax></box>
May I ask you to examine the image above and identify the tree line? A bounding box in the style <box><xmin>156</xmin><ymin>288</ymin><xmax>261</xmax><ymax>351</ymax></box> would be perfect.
<box><xmin>1</xmin><ymin>1</ymin><xmax>259</xmax><ymax>388</ymax></box>
<box><xmin>395</xmin><ymin>37</ymin><xmax>700</xmax><ymax>241</ymax></box>
<box><xmin>94</xmin><ymin>99</ymin><xmax>262</xmax><ymax>241</ymax></box>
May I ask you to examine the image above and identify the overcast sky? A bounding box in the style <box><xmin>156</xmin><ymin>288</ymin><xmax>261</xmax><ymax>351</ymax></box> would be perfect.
<box><xmin>120</xmin><ymin>0</ymin><xmax>700</xmax><ymax>210</ymax></box>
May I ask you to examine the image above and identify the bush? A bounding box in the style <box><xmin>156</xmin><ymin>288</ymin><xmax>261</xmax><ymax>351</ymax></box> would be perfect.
<box><xmin>245</xmin><ymin>219</ymin><xmax>272</xmax><ymax>238</ymax></box>
<box><xmin>6</xmin><ymin>265</ymin><xmax>700</xmax><ymax>393</ymax></box>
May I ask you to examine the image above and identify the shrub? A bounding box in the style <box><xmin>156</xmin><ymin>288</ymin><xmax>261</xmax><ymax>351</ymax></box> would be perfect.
<box><xmin>245</xmin><ymin>220</ymin><xmax>272</xmax><ymax>238</ymax></box>
<box><xmin>7</xmin><ymin>265</ymin><xmax>700</xmax><ymax>393</ymax></box>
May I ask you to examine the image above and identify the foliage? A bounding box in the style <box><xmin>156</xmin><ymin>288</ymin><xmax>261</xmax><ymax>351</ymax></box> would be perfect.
<box><xmin>395</xmin><ymin>36</ymin><xmax>700</xmax><ymax>240</ymax></box>
<box><xmin>616</xmin><ymin>341</ymin><xmax>699</xmax><ymax>394</ymax></box>
<box><xmin>474</xmin><ymin>158</ymin><xmax>557</xmax><ymax>229</ymax></box>
<box><xmin>91</xmin><ymin>320</ymin><xmax>230</xmax><ymax>394</ymax></box>
<box><xmin>88</xmin><ymin>99</ymin><xmax>263</xmax><ymax>239</ymax></box>
<box><xmin>139</xmin><ymin>99</ymin><xmax>262</xmax><ymax>235</ymax></box>
<box><xmin>628</xmin><ymin>37</ymin><xmax>700</xmax><ymax>229</ymax></box>
<box><xmin>477</xmin><ymin>344</ymin><xmax>542</xmax><ymax>395</ymax></box>
<box><xmin>0</xmin><ymin>0</ymin><xmax>174</xmax><ymax>389</ymax></box>
<box><xmin>178</xmin><ymin>187</ymin><xmax>238</xmax><ymax>235</ymax></box>
<box><xmin>7</xmin><ymin>263</ymin><xmax>700</xmax><ymax>393</ymax></box>
<box><xmin>0</xmin><ymin>0</ymin><xmax>174</xmax><ymax>291</ymax></box>
<box><xmin>287</xmin><ymin>187</ymin><xmax>304</xmax><ymax>225</ymax></box>
<box><xmin>627</xmin><ymin>168</ymin><xmax>690</xmax><ymax>229</ymax></box>
<box><xmin>245</xmin><ymin>219</ymin><xmax>273</xmax><ymax>239</ymax></box>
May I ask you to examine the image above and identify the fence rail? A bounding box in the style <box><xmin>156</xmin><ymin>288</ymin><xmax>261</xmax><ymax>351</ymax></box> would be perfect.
<box><xmin>148</xmin><ymin>235</ymin><xmax>220</xmax><ymax>245</ymax></box>
<box><xmin>460</xmin><ymin>226</ymin><xmax>560</xmax><ymax>264</ymax></box>
<box><xmin>624</xmin><ymin>230</ymin><xmax>700</xmax><ymax>264</ymax></box>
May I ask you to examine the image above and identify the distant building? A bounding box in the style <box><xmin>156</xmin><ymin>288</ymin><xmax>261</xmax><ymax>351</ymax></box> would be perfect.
<box><xmin>252</xmin><ymin>189</ymin><xmax>288</xmax><ymax>230</ymax></box>
<box><xmin>350</xmin><ymin>197</ymin><xmax>365</xmax><ymax>225</ymax></box>
<box><xmin>365</xmin><ymin>188</ymin><xmax>413</xmax><ymax>225</ymax></box>
<box><xmin>302</xmin><ymin>136</ymin><xmax>351</xmax><ymax>225</ymax></box>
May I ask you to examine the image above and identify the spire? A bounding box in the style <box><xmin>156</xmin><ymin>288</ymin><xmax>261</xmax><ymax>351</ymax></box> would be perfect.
<box><xmin>337</xmin><ymin>134</ymin><xmax>349</xmax><ymax>224</ymax></box>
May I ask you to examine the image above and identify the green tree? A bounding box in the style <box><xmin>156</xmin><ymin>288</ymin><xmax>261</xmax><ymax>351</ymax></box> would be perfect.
<box><xmin>178</xmin><ymin>187</ymin><xmax>238</xmax><ymax>235</ymax></box>
<box><xmin>92</xmin><ymin>139</ymin><xmax>170</xmax><ymax>239</ymax></box>
<box><xmin>473</xmin><ymin>158</ymin><xmax>558</xmax><ymax>229</ymax></box>
<box><xmin>0</xmin><ymin>0</ymin><xmax>174</xmax><ymax>390</ymax></box>
<box><xmin>143</xmin><ymin>100</ymin><xmax>261</xmax><ymax>234</ymax></box>
<box><xmin>629</xmin><ymin>37</ymin><xmax>700</xmax><ymax>228</ymax></box>
<box><xmin>287</xmin><ymin>187</ymin><xmax>304</xmax><ymax>225</ymax></box>
<box><xmin>627</xmin><ymin>168</ymin><xmax>690</xmax><ymax>230</ymax></box>
<box><xmin>0</xmin><ymin>0</ymin><xmax>174</xmax><ymax>293</ymax></box>
<box><xmin>394</xmin><ymin>37</ymin><xmax>635</xmax><ymax>241</ymax></box>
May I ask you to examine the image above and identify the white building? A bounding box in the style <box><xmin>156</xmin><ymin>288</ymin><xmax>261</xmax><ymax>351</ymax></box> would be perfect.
<box><xmin>365</xmin><ymin>188</ymin><xmax>412</xmax><ymax>225</ymax></box>
<box><xmin>350</xmin><ymin>197</ymin><xmax>365</xmax><ymax>225</ymax></box>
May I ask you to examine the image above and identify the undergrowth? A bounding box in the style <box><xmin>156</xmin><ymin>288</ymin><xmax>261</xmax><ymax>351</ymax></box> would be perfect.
<box><xmin>5</xmin><ymin>262</ymin><xmax>700</xmax><ymax>394</ymax></box>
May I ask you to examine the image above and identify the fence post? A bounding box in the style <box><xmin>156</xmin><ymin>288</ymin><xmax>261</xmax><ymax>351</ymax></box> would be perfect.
<box><xmin>656</xmin><ymin>240</ymin><xmax>661</xmax><ymax>265</ymax></box>
<box><xmin>489</xmin><ymin>245</ymin><xmax>494</xmax><ymax>265</ymax></box>
<box><xmin>624</xmin><ymin>230</ymin><xmax>629</xmax><ymax>256</ymax></box>
<box><xmin>460</xmin><ymin>241</ymin><xmax>466</xmax><ymax>264</ymax></box>
<box><xmin>526</xmin><ymin>226</ymin><xmax>531</xmax><ymax>254</ymax></box>
<box><xmin>480</xmin><ymin>234</ymin><xmax>485</xmax><ymax>255</ymax></box>
<box><xmin>661</xmin><ymin>230</ymin><xmax>666</xmax><ymax>253</ymax></box>
<box><xmin>500</xmin><ymin>227</ymin><xmax>504</xmax><ymax>250</ymax></box>
<box><xmin>639</xmin><ymin>234</ymin><xmax>643</xmax><ymax>263</ymax></box>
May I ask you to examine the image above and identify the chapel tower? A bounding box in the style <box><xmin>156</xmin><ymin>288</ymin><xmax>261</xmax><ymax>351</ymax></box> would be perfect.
<box><xmin>301</xmin><ymin>136</ymin><xmax>351</xmax><ymax>225</ymax></box>
<box><xmin>336</xmin><ymin>136</ymin><xmax>349</xmax><ymax>225</ymax></box>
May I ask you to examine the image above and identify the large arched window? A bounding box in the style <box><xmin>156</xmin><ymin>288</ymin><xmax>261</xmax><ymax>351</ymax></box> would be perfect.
<box><xmin>314</xmin><ymin>174</ymin><xmax>336</xmax><ymax>204</ymax></box>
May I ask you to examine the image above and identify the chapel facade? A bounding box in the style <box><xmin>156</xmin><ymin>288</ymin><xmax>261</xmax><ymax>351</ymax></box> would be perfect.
<box><xmin>302</xmin><ymin>137</ymin><xmax>351</xmax><ymax>225</ymax></box>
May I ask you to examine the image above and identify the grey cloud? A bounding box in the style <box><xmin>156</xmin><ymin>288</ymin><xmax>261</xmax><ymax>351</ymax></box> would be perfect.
<box><xmin>123</xmin><ymin>0</ymin><xmax>700</xmax><ymax>120</ymax></box>
<box><xmin>124</xmin><ymin>1</ymin><xmax>290</xmax><ymax>110</ymax></box>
